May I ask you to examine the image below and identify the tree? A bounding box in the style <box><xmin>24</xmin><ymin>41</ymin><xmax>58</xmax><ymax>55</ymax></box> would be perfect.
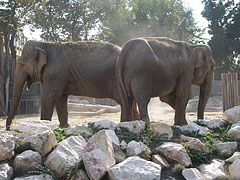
<box><xmin>202</xmin><ymin>0</ymin><xmax>240</xmax><ymax>78</ymax></box>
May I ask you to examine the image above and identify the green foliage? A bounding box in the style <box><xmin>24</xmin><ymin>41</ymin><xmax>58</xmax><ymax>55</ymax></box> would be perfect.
<box><xmin>53</xmin><ymin>128</ymin><xmax>66</xmax><ymax>142</ymax></box>
<box><xmin>218</xmin><ymin>150</ymin><xmax>232</xmax><ymax>159</ymax></box>
<box><xmin>87</xmin><ymin>122</ymin><xmax>104</xmax><ymax>134</ymax></box>
<box><xmin>28</xmin><ymin>165</ymin><xmax>56</xmax><ymax>180</ymax></box>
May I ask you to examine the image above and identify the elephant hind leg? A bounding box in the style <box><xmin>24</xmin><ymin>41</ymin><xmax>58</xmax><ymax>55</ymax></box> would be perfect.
<box><xmin>56</xmin><ymin>94</ymin><xmax>70</xmax><ymax>128</ymax></box>
<box><xmin>120</xmin><ymin>97</ymin><xmax>135</xmax><ymax>122</ymax></box>
<box><xmin>160</xmin><ymin>92</ymin><xmax>176</xmax><ymax>110</ymax></box>
<box><xmin>132</xmin><ymin>101</ymin><xmax>140</xmax><ymax>120</ymax></box>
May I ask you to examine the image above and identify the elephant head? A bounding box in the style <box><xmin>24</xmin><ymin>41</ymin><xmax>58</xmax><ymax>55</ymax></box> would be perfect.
<box><xmin>6</xmin><ymin>41</ymin><xmax>47</xmax><ymax>129</ymax></box>
<box><xmin>192</xmin><ymin>45</ymin><xmax>215</xmax><ymax>120</ymax></box>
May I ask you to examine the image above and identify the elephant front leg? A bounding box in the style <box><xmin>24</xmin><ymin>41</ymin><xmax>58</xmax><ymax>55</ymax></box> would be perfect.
<box><xmin>56</xmin><ymin>94</ymin><xmax>70</xmax><ymax>128</ymax></box>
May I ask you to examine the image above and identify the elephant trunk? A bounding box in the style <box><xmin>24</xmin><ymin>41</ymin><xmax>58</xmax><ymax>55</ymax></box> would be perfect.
<box><xmin>197</xmin><ymin>70</ymin><xmax>213</xmax><ymax>119</ymax></box>
<box><xmin>6</xmin><ymin>66</ymin><xmax>27</xmax><ymax>130</ymax></box>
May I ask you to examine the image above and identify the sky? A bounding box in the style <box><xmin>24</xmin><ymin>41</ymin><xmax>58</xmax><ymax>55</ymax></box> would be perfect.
<box><xmin>23</xmin><ymin>0</ymin><xmax>209</xmax><ymax>40</ymax></box>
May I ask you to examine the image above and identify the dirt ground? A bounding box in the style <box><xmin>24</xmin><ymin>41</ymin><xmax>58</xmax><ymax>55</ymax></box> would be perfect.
<box><xmin>0</xmin><ymin>95</ymin><xmax>223</xmax><ymax>130</ymax></box>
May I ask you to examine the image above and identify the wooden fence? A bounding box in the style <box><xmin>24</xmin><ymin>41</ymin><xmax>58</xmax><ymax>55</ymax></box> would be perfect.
<box><xmin>221</xmin><ymin>73</ymin><xmax>239</xmax><ymax>111</ymax></box>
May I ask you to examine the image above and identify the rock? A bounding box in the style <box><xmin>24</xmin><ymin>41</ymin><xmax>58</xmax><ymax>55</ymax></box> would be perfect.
<box><xmin>180</xmin><ymin>135</ymin><xmax>209</xmax><ymax>153</ymax></box>
<box><xmin>152</xmin><ymin>154</ymin><xmax>170</xmax><ymax>168</ymax></box>
<box><xmin>70</xmin><ymin>169</ymin><xmax>90</xmax><ymax>180</ymax></box>
<box><xmin>175</xmin><ymin>122</ymin><xmax>209</xmax><ymax>136</ymax></box>
<box><xmin>227</xmin><ymin>123</ymin><xmax>240</xmax><ymax>140</ymax></box>
<box><xmin>150</xmin><ymin>122</ymin><xmax>173</xmax><ymax>139</ymax></box>
<box><xmin>21</xmin><ymin>130</ymin><xmax>57</xmax><ymax>156</ymax></box>
<box><xmin>64</xmin><ymin>125</ymin><xmax>93</xmax><ymax>137</ymax></box>
<box><xmin>120</xmin><ymin>140</ymin><xmax>127</xmax><ymax>150</ymax></box>
<box><xmin>13</xmin><ymin>150</ymin><xmax>42</xmax><ymax>176</ymax></box>
<box><xmin>14</xmin><ymin>174</ymin><xmax>52</xmax><ymax>180</ymax></box>
<box><xmin>14</xmin><ymin>120</ymin><xmax>58</xmax><ymax>134</ymax></box>
<box><xmin>0</xmin><ymin>132</ymin><xmax>16</xmax><ymax>161</ymax></box>
<box><xmin>199</xmin><ymin>159</ymin><xmax>227</xmax><ymax>180</ymax></box>
<box><xmin>223</xmin><ymin>106</ymin><xmax>240</xmax><ymax>124</ymax></box>
<box><xmin>196</xmin><ymin>119</ymin><xmax>226</xmax><ymax>129</ymax></box>
<box><xmin>126</xmin><ymin>140</ymin><xmax>151</xmax><ymax>158</ymax></box>
<box><xmin>82</xmin><ymin>129</ymin><xmax>115</xmax><ymax>180</ymax></box>
<box><xmin>108</xmin><ymin>156</ymin><xmax>161</xmax><ymax>180</ymax></box>
<box><xmin>44</xmin><ymin>136</ymin><xmax>86</xmax><ymax>178</ymax></box>
<box><xmin>214</xmin><ymin>142</ymin><xmax>238</xmax><ymax>154</ymax></box>
<box><xmin>182</xmin><ymin>168</ymin><xmax>204</xmax><ymax>180</ymax></box>
<box><xmin>228</xmin><ymin>159</ymin><xmax>240</xmax><ymax>179</ymax></box>
<box><xmin>0</xmin><ymin>163</ymin><xmax>13</xmax><ymax>180</ymax></box>
<box><xmin>113</xmin><ymin>144</ymin><xmax>126</xmax><ymax>163</ymax></box>
<box><xmin>93</xmin><ymin>120</ymin><xmax>118</xmax><ymax>130</ymax></box>
<box><xmin>226</xmin><ymin>152</ymin><xmax>240</xmax><ymax>163</ymax></box>
<box><xmin>106</xmin><ymin>130</ymin><xmax>120</xmax><ymax>146</ymax></box>
<box><xmin>156</xmin><ymin>142</ymin><xmax>192</xmax><ymax>167</ymax></box>
<box><xmin>117</xmin><ymin>120</ymin><xmax>145</xmax><ymax>135</ymax></box>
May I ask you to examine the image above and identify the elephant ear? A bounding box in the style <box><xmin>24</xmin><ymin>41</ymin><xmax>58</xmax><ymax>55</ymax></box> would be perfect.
<box><xmin>35</xmin><ymin>47</ymin><xmax>47</xmax><ymax>78</ymax></box>
<box><xmin>193</xmin><ymin>47</ymin><xmax>204</xmax><ymax>68</ymax></box>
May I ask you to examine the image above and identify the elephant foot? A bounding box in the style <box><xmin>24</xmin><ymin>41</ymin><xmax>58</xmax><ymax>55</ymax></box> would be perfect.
<box><xmin>59</xmin><ymin>123</ymin><xmax>70</xmax><ymax>128</ymax></box>
<box><xmin>174</xmin><ymin>119</ymin><xmax>188</xmax><ymax>126</ymax></box>
<box><xmin>6</xmin><ymin>126</ymin><xmax>10</xmax><ymax>131</ymax></box>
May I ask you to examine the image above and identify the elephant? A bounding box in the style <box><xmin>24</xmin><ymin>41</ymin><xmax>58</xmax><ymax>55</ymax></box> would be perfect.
<box><xmin>116</xmin><ymin>37</ymin><xmax>215</xmax><ymax>126</ymax></box>
<box><xmin>6</xmin><ymin>40</ymin><xmax>140</xmax><ymax>130</ymax></box>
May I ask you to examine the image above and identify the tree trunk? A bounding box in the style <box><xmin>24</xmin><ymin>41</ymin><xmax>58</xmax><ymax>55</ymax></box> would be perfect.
<box><xmin>4</xmin><ymin>33</ymin><xmax>10</xmax><ymax>115</ymax></box>
<box><xmin>0</xmin><ymin>36</ymin><xmax>5</xmax><ymax>117</ymax></box>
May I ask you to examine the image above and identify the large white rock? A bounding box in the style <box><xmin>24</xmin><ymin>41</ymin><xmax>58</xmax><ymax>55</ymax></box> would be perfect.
<box><xmin>152</xmin><ymin>154</ymin><xmax>170</xmax><ymax>168</ymax></box>
<box><xmin>223</xmin><ymin>106</ymin><xmax>240</xmax><ymax>123</ymax></box>
<box><xmin>93</xmin><ymin>120</ymin><xmax>118</xmax><ymax>130</ymax></box>
<box><xmin>175</xmin><ymin>122</ymin><xmax>209</xmax><ymax>136</ymax></box>
<box><xmin>14</xmin><ymin>150</ymin><xmax>42</xmax><ymax>176</ymax></box>
<box><xmin>182</xmin><ymin>168</ymin><xmax>204</xmax><ymax>180</ymax></box>
<box><xmin>14</xmin><ymin>174</ymin><xmax>52</xmax><ymax>180</ymax></box>
<box><xmin>70</xmin><ymin>169</ymin><xmax>89</xmax><ymax>180</ymax></box>
<box><xmin>226</xmin><ymin>152</ymin><xmax>240</xmax><ymax>163</ymax></box>
<box><xmin>14</xmin><ymin>120</ymin><xmax>58</xmax><ymax>134</ymax></box>
<box><xmin>199</xmin><ymin>159</ymin><xmax>227</xmax><ymax>180</ymax></box>
<box><xmin>64</xmin><ymin>125</ymin><xmax>93</xmax><ymax>137</ymax></box>
<box><xmin>108</xmin><ymin>156</ymin><xmax>161</xmax><ymax>180</ymax></box>
<box><xmin>126</xmin><ymin>140</ymin><xmax>151</xmax><ymax>157</ymax></box>
<box><xmin>196</xmin><ymin>119</ymin><xmax>226</xmax><ymax>129</ymax></box>
<box><xmin>82</xmin><ymin>129</ymin><xmax>115</xmax><ymax>180</ymax></box>
<box><xmin>117</xmin><ymin>120</ymin><xmax>145</xmax><ymax>134</ymax></box>
<box><xmin>150</xmin><ymin>122</ymin><xmax>173</xmax><ymax>139</ymax></box>
<box><xmin>214</xmin><ymin>142</ymin><xmax>238</xmax><ymax>154</ymax></box>
<box><xmin>156</xmin><ymin>142</ymin><xmax>192</xmax><ymax>167</ymax></box>
<box><xmin>21</xmin><ymin>130</ymin><xmax>58</xmax><ymax>156</ymax></box>
<box><xmin>106</xmin><ymin>130</ymin><xmax>120</xmax><ymax>146</ymax></box>
<box><xmin>228</xmin><ymin>159</ymin><xmax>240</xmax><ymax>179</ymax></box>
<box><xmin>227</xmin><ymin>123</ymin><xmax>240</xmax><ymax>140</ymax></box>
<box><xmin>0</xmin><ymin>132</ymin><xmax>16</xmax><ymax>161</ymax></box>
<box><xmin>180</xmin><ymin>135</ymin><xmax>209</xmax><ymax>153</ymax></box>
<box><xmin>0</xmin><ymin>163</ymin><xmax>13</xmax><ymax>180</ymax></box>
<box><xmin>44</xmin><ymin>136</ymin><xmax>86</xmax><ymax>178</ymax></box>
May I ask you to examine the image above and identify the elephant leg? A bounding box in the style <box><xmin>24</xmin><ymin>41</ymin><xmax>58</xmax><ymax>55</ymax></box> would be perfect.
<box><xmin>56</xmin><ymin>94</ymin><xmax>70</xmax><ymax>128</ymax></box>
<box><xmin>160</xmin><ymin>92</ymin><xmax>176</xmax><ymax>109</ymax></box>
<box><xmin>120</xmin><ymin>97</ymin><xmax>135</xmax><ymax>122</ymax></box>
<box><xmin>132</xmin><ymin>100</ymin><xmax>140</xmax><ymax>120</ymax></box>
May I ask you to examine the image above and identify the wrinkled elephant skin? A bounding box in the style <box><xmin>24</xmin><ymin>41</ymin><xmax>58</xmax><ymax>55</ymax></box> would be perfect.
<box><xmin>116</xmin><ymin>37</ymin><xmax>215</xmax><ymax>125</ymax></box>
<box><xmin>6</xmin><ymin>40</ymin><xmax>140</xmax><ymax>130</ymax></box>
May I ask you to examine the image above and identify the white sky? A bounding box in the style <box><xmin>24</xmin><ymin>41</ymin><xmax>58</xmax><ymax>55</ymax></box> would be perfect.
<box><xmin>24</xmin><ymin>0</ymin><xmax>209</xmax><ymax>40</ymax></box>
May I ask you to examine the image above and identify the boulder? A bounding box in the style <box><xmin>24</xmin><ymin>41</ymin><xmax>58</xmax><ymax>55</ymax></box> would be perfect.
<box><xmin>227</xmin><ymin>123</ymin><xmax>240</xmax><ymax>140</ymax></box>
<box><xmin>182</xmin><ymin>168</ymin><xmax>204</xmax><ymax>180</ymax></box>
<box><xmin>0</xmin><ymin>163</ymin><xmax>13</xmax><ymax>180</ymax></box>
<box><xmin>14</xmin><ymin>150</ymin><xmax>42</xmax><ymax>176</ymax></box>
<box><xmin>228</xmin><ymin>159</ymin><xmax>240</xmax><ymax>179</ymax></box>
<box><xmin>64</xmin><ymin>125</ymin><xmax>93</xmax><ymax>137</ymax></box>
<box><xmin>93</xmin><ymin>120</ymin><xmax>118</xmax><ymax>130</ymax></box>
<box><xmin>152</xmin><ymin>154</ymin><xmax>170</xmax><ymax>168</ymax></box>
<box><xmin>156</xmin><ymin>142</ymin><xmax>192</xmax><ymax>167</ymax></box>
<box><xmin>214</xmin><ymin>142</ymin><xmax>238</xmax><ymax>154</ymax></box>
<box><xmin>199</xmin><ymin>159</ymin><xmax>227</xmax><ymax>180</ymax></box>
<box><xmin>120</xmin><ymin>140</ymin><xmax>127</xmax><ymax>150</ymax></box>
<box><xmin>82</xmin><ymin>129</ymin><xmax>115</xmax><ymax>180</ymax></box>
<box><xmin>44</xmin><ymin>136</ymin><xmax>86</xmax><ymax>178</ymax></box>
<box><xmin>14</xmin><ymin>120</ymin><xmax>58</xmax><ymax>134</ymax></box>
<box><xmin>223</xmin><ymin>106</ymin><xmax>240</xmax><ymax>124</ymax></box>
<box><xmin>70</xmin><ymin>169</ymin><xmax>89</xmax><ymax>180</ymax></box>
<box><xmin>175</xmin><ymin>122</ymin><xmax>209</xmax><ymax>136</ymax></box>
<box><xmin>126</xmin><ymin>140</ymin><xmax>151</xmax><ymax>158</ymax></box>
<box><xmin>117</xmin><ymin>120</ymin><xmax>145</xmax><ymax>135</ymax></box>
<box><xmin>150</xmin><ymin>122</ymin><xmax>173</xmax><ymax>139</ymax></box>
<box><xmin>106</xmin><ymin>130</ymin><xmax>120</xmax><ymax>146</ymax></box>
<box><xmin>226</xmin><ymin>152</ymin><xmax>240</xmax><ymax>163</ymax></box>
<box><xmin>180</xmin><ymin>135</ymin><xmax>209</xmax><ymax>153</ymax></box>
<box><xmin>0</xmin><ymin>132</ymin><xmax>16</xmax><ymax>161</ymax></box>
<box><xmin>14</xmin><ymin>174</ymin><xmax>52</xmax><ymax>180</ymax></box>
<box><xmin>108</xmin><ymin>156</ymin><xmax>161</xmax><ymax>180</ymax></box>
<box><xmin>196</xmin><ymin>119</ymin><xmax>226</xmax><ymax>129</ymax></box>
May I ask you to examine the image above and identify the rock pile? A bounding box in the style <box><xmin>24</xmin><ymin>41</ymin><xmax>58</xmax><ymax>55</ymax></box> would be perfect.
<box><xmin>0</xmin><ymin>105</ymin><xmax>240</xmax><ymax>180</ymax></box>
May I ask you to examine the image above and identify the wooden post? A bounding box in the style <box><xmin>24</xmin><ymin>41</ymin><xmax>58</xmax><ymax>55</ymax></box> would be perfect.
<box><xmin>221</xmin><ymin>73</ymin><xmax>239</xmax><ymax>111</ymax></box>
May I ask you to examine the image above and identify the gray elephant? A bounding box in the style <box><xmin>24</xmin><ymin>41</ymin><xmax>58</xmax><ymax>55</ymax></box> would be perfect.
<box><xmin>6</xmin><ymin>40</ymin><xmax>139</xmax><ymax>129</ymax></box>
<box><xmin>117</xmin><ymin>37</ymin><xmax>215</xmax><ymax>125</ymax></box>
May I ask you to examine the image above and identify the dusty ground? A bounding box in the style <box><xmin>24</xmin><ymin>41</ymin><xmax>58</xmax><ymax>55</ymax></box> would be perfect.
<box><xmin>0</xmin><ymin>95</ymin><xmax>223</xmax><ymax>130</ymax></box>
